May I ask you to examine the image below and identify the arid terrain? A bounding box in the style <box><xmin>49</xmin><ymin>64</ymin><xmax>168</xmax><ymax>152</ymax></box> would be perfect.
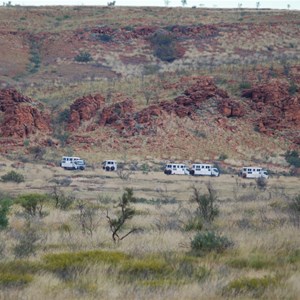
<box><xmin>0</xmin><ymin>5</ymin><xmax>299</xmax><ymax>300</ymax></box>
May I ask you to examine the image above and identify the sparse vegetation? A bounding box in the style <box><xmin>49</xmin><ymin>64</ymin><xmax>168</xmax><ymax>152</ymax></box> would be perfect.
<box><xmin>190</xmin><ymin>183</ymin><xmax>219</xmax><ymax>223</ymax></box>
<box><xmin>1</xmin><ymin>171</ymin><xmax>25</xmax><ymax>183</ymax></box>
<box><xmin>285</xmin><ymin>150</ymin><xmax>300</xmax><ymax>168</ymax></box>
<box><xmin>149</xmin><ymin>31</ymin><xmax>179</xmax><ymax>62</ymax></box>
<box><xmin>74</xmin><ymin>51</ymin><xmax>92</xmax><ymax>62</ymax></box>
<box><xmin>191</xmin><ymin>231</ymin><xmax>233</xmax><ymax>256</ymax></box>
<box><xmin>0</xmin><ymin>5</ymin><xmax>299</xmax><ymax>300</ymax></box>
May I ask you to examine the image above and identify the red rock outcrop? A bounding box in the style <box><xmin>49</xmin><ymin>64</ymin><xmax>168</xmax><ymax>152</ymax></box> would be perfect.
<box><xmin>0</xmin><ymin>88</ymin><xmax>51</xmax><ymax>138</ymax></box>
<box><xmin>218</xmin><ymin>99</ymin><xmax>245</xmax><ymax>117</ymax></box>
<box><xmin>95</xmin><ymin>76</ymin><xmax>231</xmax><ymax>137</ymax></box>
<box><xmin>242</xmin><ymin>79</ymin><xmax>300</xmax><ymax>140</ymax></box>
<box><xmin>67</xmin><ymin>94</ymin><xmax>105</xmax><ymax>131</ymax></box>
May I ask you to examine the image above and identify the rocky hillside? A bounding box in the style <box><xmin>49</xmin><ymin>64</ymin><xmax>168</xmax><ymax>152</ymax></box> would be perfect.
<box><xmin>0</xmin><ymin>6</ymin><xmax>299</xmax><ymax>164</ymax></box>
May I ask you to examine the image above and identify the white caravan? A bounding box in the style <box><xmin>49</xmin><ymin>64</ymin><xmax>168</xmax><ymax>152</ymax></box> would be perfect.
<box><xmin>164</xmin><ymin>163</ymin><xmax>190</xmax><ymax>175</ymax></box>
<box><xmin>102</xmin><ymin>160</ymin><xmax>118</xmax><ymax>171</ymax></box>
<box><xmin>240</xmin><ymin>167</ymin><xmax>269</xmax><ymax>179</ymax></box>
<box><xmin>60</xmin><ymin>156</ymin><xmax>86</xmax><ymax>170</ymax></box>
<box><xmin>189</xmin><ymin>164</ymin><xmax>220</xmax><ymax>177</ymax></box>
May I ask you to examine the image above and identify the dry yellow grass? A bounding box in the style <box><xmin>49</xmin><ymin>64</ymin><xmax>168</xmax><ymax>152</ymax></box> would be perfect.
<box><xmin>0</xmin><ymin>158</ymin><xmax>299</xmax><ymax>299</ymax></box>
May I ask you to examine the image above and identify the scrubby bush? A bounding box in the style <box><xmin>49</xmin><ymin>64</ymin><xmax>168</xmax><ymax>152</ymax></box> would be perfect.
<box><xmin>13</xmin><ymin>225</ymin><xmax>43</xmax><ymax>258</ymax></box>
<box><xmin>285</xmin><ymin>150</ymin><xmax>300</xmax><ymax>168</ymax></box>
<box><xmin>98</xmin><ymin>34</ymin><xmax>112</xmax><ymax>42</ymax></box>
<box><xmin>191</xmin><ymin>231</ymin><xmax>233</xmax><ymax>256</ymax></box>
<box><xmin>50</xmin><ymin>186</ymin><xmax>74</xmax><ymax>210</ymax></box>
<box><xmin>74</xmin><ymin>51</ymin><xmax>92</xmax><ymax>62</ymax></box>
<box><xmin>256</xmin><ymin>177</ymin><xmax>268</xmax><ymax>190</ymax></box>
<box><xmin>149</xmin><ymin>31</ymin><xmax>178</xmax><ymax>62</ymax></box>
<box><xmin>1</xmin><ymin>171</ymin><xmax>24</xmax><ymax>183</ymax></box>
<box><xmin>0</xmin><ymin>197</ymin><xmax>12</xmax><ymax>229</ymax></box>
<box><xmin>190</xmin><ymin>183</ymin><xmax>219</xmax><ymax>223</ymax></box>
<box><xmin>16</xmin><ymin>193</ymin><xmax>48</xmax><ymax>218</ymax></box>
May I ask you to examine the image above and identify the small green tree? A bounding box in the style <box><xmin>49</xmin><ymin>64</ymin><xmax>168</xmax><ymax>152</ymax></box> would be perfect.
<box><xmin>106</xmin><ymin>188</ymin><xmax>139</xmax><ymax>242</ymax></box>
<box><xmin>16</xmin><ymin>193</ymin><xmax>48</xmax><ymax>218</ymax></box>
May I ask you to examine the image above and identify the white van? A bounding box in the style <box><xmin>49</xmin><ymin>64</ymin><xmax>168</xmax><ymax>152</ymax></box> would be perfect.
<box><xmin>189</xmin><ymin>164</ymin><xmax>220</xmax><ymax>177</ymax></box>
<box><xmin>102</xmin><ymin>160</ymin><xmax>117</xmax><ymax>171</ymax></box>
<box><xmin>164</xmin><ymin>164</ymin><xmax>190</xmax><ymax>175</ymax></box>
<box><xmin>240</xmin><ymin>167</ymin><xmax>269</xmax><ymax>179</ymax></box>
<box><xmin>60</xmin><ymin>156</ymin><xmax>86</xmax><ymax>170</ymax></box>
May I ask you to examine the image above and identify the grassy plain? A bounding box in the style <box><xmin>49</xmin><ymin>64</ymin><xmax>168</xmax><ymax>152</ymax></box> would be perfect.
<box><xmin>0</xmin><ymin>161</ymin><xmax>299</xmax><ymax>299</ymax></box>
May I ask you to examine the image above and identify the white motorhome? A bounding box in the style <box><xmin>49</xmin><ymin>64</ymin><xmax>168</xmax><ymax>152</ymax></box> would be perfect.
<box><xmin>102</xmin><ymin>160</ymin><xmax>117</xmax><ymax>171</ymax></box>
<box><xmin>240</xmin><ymin>167</ymin><xmax>269</xmax><ymax>179</ymax></box>
<box><xmin>60</xmin><ymin>156</ymin><xmax>86</xmax><ymax>170</ymax></box>
<box><xmin>189</xmin><ymin>164</ymin><xmax>220</xmax><ymax>177</ymax></box>
<box><xmin>164</xmin><ymin>163</ymin><xmax>190</xmax><ymax>175</ymax></box>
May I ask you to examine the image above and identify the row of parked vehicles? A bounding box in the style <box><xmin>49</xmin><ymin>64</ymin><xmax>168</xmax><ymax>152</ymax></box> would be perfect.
<box><xmin>164</xmin><ymin>163</ymin><xmax>269</xmax><ymax>178</ymax></box>
<box><xmin>59</xmin><ymin>156</ymin><xmax>269</xmax><ymax>179</ymax></box>
<box><xmin>60</xmin><ymin>156</ymin><xmax>117</xmax><ymax>171</ymax></box>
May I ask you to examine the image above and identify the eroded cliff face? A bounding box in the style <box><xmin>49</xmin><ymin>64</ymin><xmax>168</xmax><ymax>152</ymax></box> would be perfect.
<box><xmin>0</xmin><ymin>74</ymin><xmax>299</xmax><ymax>157</ymax></box>
<box><xmin>242</xmin><ymin>79</ymin><xmax>300</xmax><ymax>144</ymax></box>
<box><xmin>0</xmin><ymin>88</ymin><xmax>52</xmax><ymax>138</ymax></box>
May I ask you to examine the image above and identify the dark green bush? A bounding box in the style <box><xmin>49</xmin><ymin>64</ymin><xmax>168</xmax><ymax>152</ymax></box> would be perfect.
<box><xmin>191</xmin><ymin>231</ymin><xmax>233</xmax><ymax>256</ymax></box>
<box><xmin>0</xmin><ymin>197</ymin><xmax>12</xmax><ymax>229</ymax></box>
<box><xmin>74</xmin><ymin>51</ymin><xmax>92</xmax><ymax>62</ymax></box>
<box><xmin>149</xmin><ymin>31</ymin><xmax>178</xmax><ymax>62</ymax></box>
<box><xmin>1</xmin><ymin>171</ymin><xmax>25</xmax><ymax>183</ymax></box>
<box><xmin>98</xmin><ymin>34</ymin><xmax>112</xmax><ymax>42</ymax></box>
<box><xmin>285</xmin><ymin>150</ymin><xmax>300</xmax><ymax>168</ymax></box>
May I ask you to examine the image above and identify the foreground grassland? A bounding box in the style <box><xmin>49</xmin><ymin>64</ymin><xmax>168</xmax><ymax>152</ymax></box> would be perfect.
<box><xmin>0</xmin><ymin>162</ymin><xmax>299</xmax><ymax>299</ymax></box>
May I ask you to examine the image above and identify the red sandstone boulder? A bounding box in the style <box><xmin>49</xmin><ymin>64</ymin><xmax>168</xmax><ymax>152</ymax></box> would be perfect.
<box><xmin>218</xmin><ymin>99</ymin><xmax>245</xmax><ymax>117</ymax></box>
<box><xmin>242</xmin><ymin>80</ymin><xmax>300</xmax><ymax>139</ymax></box>
<box><xmin>68</xmin><ymin>94</ymin><xmax>105</xmax><ymax>131</ymax></box>
<box><xmin>0</xmin><ymin>88</ymin><xmax>51</xmax><ymax>138</ymax></box>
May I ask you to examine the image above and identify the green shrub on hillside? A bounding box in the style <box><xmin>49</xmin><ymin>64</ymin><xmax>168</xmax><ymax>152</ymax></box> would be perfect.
<box><xmin>149</xmin><ymin>31</ymin><xmax>178</xmax><ymax>62</ymax></box>
<box><xmin>1</xmin><ymin>171</ymin><xmax>24</xmax><ymax>183</ymax></box>
<box><xmin>74</xmin><ymin>51</ymin><xmax>92</xmax><ymax>62</ymax></box>
<box><xmin>191</xmin><ymin>231</ymin><xmax>233</xmax><ymax>256</ymax></box>
<box><xmin>285</xmin><ymin>150</ymin><xmax>300</xmax><ymax>168</ymax></box>
<box><xmin>16</xmin><ymin>193</ymin><xmax>48</xmax><ymax>218</ymax></box>
<box><xmin>0</xmin><ymin>197</ymin><xmax>12</xmax><ymax>229</ymax></box>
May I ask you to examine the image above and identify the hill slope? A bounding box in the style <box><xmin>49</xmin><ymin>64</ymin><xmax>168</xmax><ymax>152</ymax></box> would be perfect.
<box><xmin>0</xmin><ymin>6</ymin><xmax>299</xmax><ymax>165</ymax></box>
